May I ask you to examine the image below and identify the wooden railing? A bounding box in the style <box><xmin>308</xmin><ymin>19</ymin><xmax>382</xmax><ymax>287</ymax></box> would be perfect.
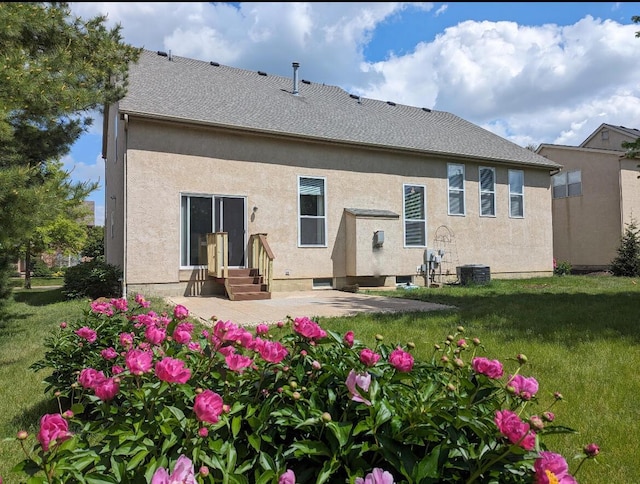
<box><xmin>250</xmin><ymin>233</ymin><xmax>275</xmax><ymax>292</ymax></box>
<box><xmin>207</xmin><ymin>232</ymin><xmax>229</xmax><ymax>278</ymax></box>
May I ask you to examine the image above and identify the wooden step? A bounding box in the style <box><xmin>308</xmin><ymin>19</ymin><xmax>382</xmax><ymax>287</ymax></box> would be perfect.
<box><xmin>229</xmin><ymin>283</ymin><xmax>268</xmax><ymax>294</ymax></box>
<box><xmin>230</xmin><ymin>291</ymin><xmax>271</xmax><ymax>301</ymax></box>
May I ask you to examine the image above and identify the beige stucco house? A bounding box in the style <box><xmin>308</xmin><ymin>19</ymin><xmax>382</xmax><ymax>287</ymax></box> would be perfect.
<box><xmin>537</xmin><ymin>123</ymin><xmax>640</xmax><ymax>272</ymax></box>
<box><xmin>103</xmin><ymin>49</ymin><xmax>560</xmax><ymax>300</ymax></box>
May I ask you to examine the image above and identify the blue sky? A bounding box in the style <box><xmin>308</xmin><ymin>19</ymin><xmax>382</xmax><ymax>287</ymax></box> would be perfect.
<box><xmin>68</xmin><ymin>2</ymin><xmax>640</xmax><ymax>226</ymax></box>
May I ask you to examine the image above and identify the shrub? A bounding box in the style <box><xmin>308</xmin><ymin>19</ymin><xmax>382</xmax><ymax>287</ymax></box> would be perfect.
<box><xmin>553</xmin><ymin>258</ymin><xmax>572</xmax><ymax>276</ymax></box>
<box><xmin>32</xmin><ymin>259</ymin><xmax>53</xmax><ymax>277</ymax></box>
<box><xmin>62</xmin><ymin>259</ymin><xmax>122</xmax><ymax>300</ymax></box>
<box><xmin>15</xmin><ymin>298</ymin><xmax>600</xmax><ymax>483</ymax></box>
<box><xmin>610</xmin><ymin>217</ymin><xmax>640</xmax><ymax>277</ymax></box>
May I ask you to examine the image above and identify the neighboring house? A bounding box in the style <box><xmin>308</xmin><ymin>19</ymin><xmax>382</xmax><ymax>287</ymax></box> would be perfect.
<box><xmin>103</xmin><ymin>49</ymin><xmax>560</xmax><ymax>300</ymax></box>
<box><xmin>537</xmin><ymin>123</ymin><xmax>640</xmax><ymax>272</ymax></box>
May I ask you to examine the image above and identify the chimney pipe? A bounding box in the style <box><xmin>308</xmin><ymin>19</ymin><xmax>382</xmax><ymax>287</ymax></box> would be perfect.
<box><xmin>292</xmin><ymin>62</ymin><xmax>300</xmax><ymax>96</ymax></box>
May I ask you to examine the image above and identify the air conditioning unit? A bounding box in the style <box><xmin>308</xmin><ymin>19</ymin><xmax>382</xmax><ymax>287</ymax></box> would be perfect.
<box><xmin>457</xmin><ymin>265</ymin><xmax>491</xmax><ymax>285</ymax></box>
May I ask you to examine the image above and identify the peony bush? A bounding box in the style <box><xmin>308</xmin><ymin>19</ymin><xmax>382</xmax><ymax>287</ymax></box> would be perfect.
<box><xmin>10</xmin><ymin>295</ymin><xmax>600</xmax><ymax>483</ymax></box>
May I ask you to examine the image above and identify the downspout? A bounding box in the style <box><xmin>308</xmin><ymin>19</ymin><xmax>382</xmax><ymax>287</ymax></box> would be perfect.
<box><xmin>122</xmin><ymin>113</ymin><xmax>129</xmax><ymax>300</ymax></box>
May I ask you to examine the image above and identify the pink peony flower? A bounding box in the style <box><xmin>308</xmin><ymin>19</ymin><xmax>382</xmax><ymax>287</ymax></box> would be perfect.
<box><xmin>344</xmin><ymin>330</ymin><xmax>354</xmax><ymax>347</ymax></box>
<box><xmin>256</xmin><ymin>323</ymin><xmax>269</xmax><ymax>335</ymax></box>
<box><xmin>198</xmin><ymin>427</ymin><xmax>209</xmax><ymax>438</ymax></box>
<box><xmin>346</xmin><ymin>369</ymin><xmax>372</xmax><ymax>406</ymax></box>
<box><xmin>389</xmin><ymin>347</ymin><xmax>414</xmax><ymax>372</ymax></box>
<box><xmin>584</xmin><ymin>443</ymin><xmax>600</xmax><ymax>457</ymax></box>
<box><xmin>355</xmin><ymin>468</ymin><xmax>395</xmax><ymax>484</ymax></box>
<box><xmin>193</xmin><ymin>390</ymin><xmax>224</xmax><ymax>424</ymax></box>
<box><xmin>258</xmin><ymin>340</ymin><xmax>288</xmax><ymax>363</ymax></box>
<box><xmin>472</xmin><ymin>357</ymin><xmax>504</xmax><ymax>379</ymax></box>
<box><xmin>90</xmin><ymin>301</ymin><xmax>113</xmax><ymax>316</ymax></box>
<box><xmin>75</xmin><ymin>326</ymin><xmax>97</xmax><ymax>344</ymax></box>
<box><xmin>225</xmin><ymin>353</ymin><xmax>253</xmax><ymax>373</ymax></box>
<box><xmin>125</xmin><ymin>349</ymin><xmax>153</xmax><ymax>375</ymax></box>
<box><xmin>507</xmin><ymin>374</ymin><xmax>539</xmax><ymax>400</ymax></box>
<box><xmin>94</xmin><ymin>378</ymin><xmax>120</xmax><ymax>401</ymax></box>
<box><xmin>173</xmin><ymin>304</ymin><xmax>189</xmax><ymax>320</ymax></box>
<box><xmin>101</xmin><ymin>347</ymin><xmax>118</xmax><ymax>360</ymax></box>
<box><xmin>145</xmin><ymin>324</ymin><xmax>167</xmax><ymax>345</ymax></box>
<box><xmin>155</xmin><ymin>357</ymin><xmax>191</xmax><ymax>384</ymax></box>
<box><xmin>37</xmin><ymin>414</ymin><xmax>72</xmax><ymax>452</ymax></box>
<box><xmin>135</xmin><ymin>293</ymin><xmax>151</xmax><ymax>308</ymax></box>
<box><xmin>494</xmin><ymin>409</ymin><xmax>536</xmax><ymax>450</ymax></box>
<box><xmin>152</xmin><ymin>454</ymin><xmax>196</xmax><ymax>484</ymax></box>
<box><xmin>359</xmin><ymin>348</ymin><xmax>381</xmax><ymax>367</ymax></box>
<box><xmin>533</xmin><ymin>451</ymin><xmax>577</xmax><ymax>484</ymax></box>
<box><xmin>78</xmin><ymin>368</ymin><xmax>106</xmax><ymax>389</ymax></box>
<box><xmin>112</xmin><ymin>365</ymin><xmax>124</xmax><ymax>375</ymax></box>
<box><xmin>279</xmin><ymin>469</ymin><xmax>296</xmax><ymax>484</ymax></box>
<box><xmin>173</xmin><ymin>322</ymin><xmax>194</xmax><ymax>344</ymax></box>
<box><xmin>119</xmin><ymin>332</ymin><xmax>135</xmax><ymax>349</ymax></box>
<box><xmin>110</xmin><ymin>298</ymin><xmax>128</xmax><ymax>312</ymax></box>
<box><xmin>293</xmin><ymin>316</ymin><xmax>327</xmax><ymax>340</ymax></box>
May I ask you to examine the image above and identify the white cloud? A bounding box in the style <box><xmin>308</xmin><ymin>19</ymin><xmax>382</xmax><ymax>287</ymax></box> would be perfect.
<box><xmin>69</xmin><ymin>2</ymin><xmax>640</xmax><ymax>148</ymax></box>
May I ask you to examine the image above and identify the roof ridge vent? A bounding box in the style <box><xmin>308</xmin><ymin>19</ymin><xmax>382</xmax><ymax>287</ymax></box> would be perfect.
<box><xmin>387</xmin><ymin>101</ymin><xmax>396</xmax><ymax>106</ymax></box>
<box><xmin>301</xmin><ymin>79</ymin><xmax>311</xmax><ymax>84</ymax></box>
<box><xmin>210</xmin><ymin>61</ymin><xmax>220</xmax><ymax>67</ymax></box>
<box><xmin>257</xmin><ymin>70</ymin><xmax>267</xmax><ymax>76</ymax></box>
<box><xmin>157</xmin><ymin>51</ymin><xmax>168</xmax><ymax>57</ymax></box>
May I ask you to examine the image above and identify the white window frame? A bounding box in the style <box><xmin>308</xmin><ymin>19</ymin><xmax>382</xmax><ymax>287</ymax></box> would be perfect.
<box><xmin>298</xmin><ymin>176</ymin><xmax>327</xmax><ymax>247</ymax></box>
<box><xmin>509</xmin><ymin>169</ymin><xmax>524</xmax><ymax>218</ymax></box>
<box><xmin>180</xmin><ymin>193</ymin><xmax>214</xmax><ymax>268</ymax></box>
<box><xmin>447</xmin><ymin>163</ymin><xmax>465</xmax><ymax>216</ymax></box>
<box><xmin>403</xmin><ymin>184</ymin><xmax>427</xmax><ymax>247</ymax></box>
<box><xmin>479</xmin><ymin>166</ymin><xmax>496</xmax><ymax>217</ymax></box>
<box><xmin>552</xmin><ymin>170</ymin><xmax>582</xmax><ymax>199</ymax></box>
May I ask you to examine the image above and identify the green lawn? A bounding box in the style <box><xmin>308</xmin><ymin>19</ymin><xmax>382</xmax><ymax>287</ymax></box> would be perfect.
<box><xmin>1</xmin><ymin>276</ymin><xmax>638</xmax><ymax>483</ymax></box>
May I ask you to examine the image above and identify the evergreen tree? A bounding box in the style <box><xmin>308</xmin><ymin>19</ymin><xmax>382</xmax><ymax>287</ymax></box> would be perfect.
<box><xmin>610</xmin><ymin>217</ymin><xmax>640</xmax><ymax>277</ymax></box>
<box><xmin>0</xmin><ymin>3</ymin><xmax>141</xmax><ymax>295</ymax></box>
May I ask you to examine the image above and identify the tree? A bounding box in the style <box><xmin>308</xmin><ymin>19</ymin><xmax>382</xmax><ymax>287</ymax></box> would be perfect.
<box><xmin>81</xmin><ymin>225</ymin><xmax>105</xmax><ymax>260</ymax></box>
<box><xmin>633</xmin><ymin>15</ymin><xmax>640</xmax><ymax>37</ymax></box>
<box><xmin>0</xmin><ymin>2</ymin><xmax>141</xmax><ymax>295</ymax></box>
<box><xmin>610</xmin><ymin>217</ymin><xmax>640</xmax><ymax>277</ymax></box>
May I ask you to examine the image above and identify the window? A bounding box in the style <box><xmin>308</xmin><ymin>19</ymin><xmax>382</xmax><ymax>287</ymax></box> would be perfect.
<box><xmin>448</xmin><ymin>164</ymin><xmax>465</xmax><ymax>215</ymax></box>
<box><xmin>298</xmin><ymin>176</ymin><xmax>326</xmax><ymax>246</ymax></box>
<box><xmin>181</xmin><ymin>195</ymin><xmax>213</xmax><ymax>266</ymax></box>
<box><xmin>552</xmin><ymin>170</ymin><xmax>582</xmax><ymax>199</ymax></box>
<box><xmin>509</xmin><ymin>170</ymin><xmax>524</xmax><ymax>218</ymax></box>
<box><xmin>479</xmin><ymin>167</ymin><xmax>496</xmax><ymax>216</ymax></box>
<box><xmin>404</xmin><ymin>184</ymin><xmax>426</xmax><ymax>246</ymax></box>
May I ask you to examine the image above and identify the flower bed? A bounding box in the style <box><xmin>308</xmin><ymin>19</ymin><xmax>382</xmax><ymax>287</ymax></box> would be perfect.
<box><xmin>10</xmin><ymin>295</ymin><xmax>598</xmax><ymax>483</ymax></box>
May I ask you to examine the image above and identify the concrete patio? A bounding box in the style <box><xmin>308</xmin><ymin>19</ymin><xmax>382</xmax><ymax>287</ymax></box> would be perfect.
<box><xmin>167</xmin><ymin>289</ymin><xmax>454</xmax><ymax>327</ymax></box>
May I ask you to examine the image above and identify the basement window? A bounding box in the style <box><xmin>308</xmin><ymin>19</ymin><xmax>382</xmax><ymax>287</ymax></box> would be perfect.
<box><xmin>313</xmin><ymin>278</ymin><xmax>333</xmax><ymax>289</ymax></box>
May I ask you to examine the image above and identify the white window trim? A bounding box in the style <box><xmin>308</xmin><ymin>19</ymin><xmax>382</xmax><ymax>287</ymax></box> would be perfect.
<box><xmin>447</xmin><ymin>163</ymin><xmax>466</xmax><ymax>216</ymax></box>
<box><xmin>508</xmin><ymin>169</ymin><xmax>524</xmax><ymax>218</ymax></box>
<box><xmin>479</xmin><ymin>166</ymin><xmax>496</xmax><ymax>217</ymax></box>
<box><xmin>403</xmin><ymin>184</ymin><xmax>427</xmax><ymax>248</ymax></box>
<box><xmin>298</xmin><ymin>175</ymin><xmax>327</xmax><ymax>247</ymax></box>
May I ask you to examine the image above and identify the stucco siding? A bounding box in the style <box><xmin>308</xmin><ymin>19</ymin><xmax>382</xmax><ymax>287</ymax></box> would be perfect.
<box><xmin>120</xmin><ymin>118</ymin><xmax>553</xmax><ymax>293</ymax></box>
<box><xmin>620</xmin><ymin>158</ymin><xmax>640</xmax><ymax>229</ymax></box>
<box><xmin>539</xmin><ymin>145</ymin><xmax>622</xmax><ymax>269</ymax></box>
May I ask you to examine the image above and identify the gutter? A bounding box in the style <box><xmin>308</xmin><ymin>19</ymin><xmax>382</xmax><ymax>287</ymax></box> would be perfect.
<box><xmin>122</xmin><ymin>113</ymin><xmax>129</xmax><ymax>300</ymax></box>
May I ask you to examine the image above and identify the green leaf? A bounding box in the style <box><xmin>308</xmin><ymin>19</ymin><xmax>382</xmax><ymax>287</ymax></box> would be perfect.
<box><xmin>326</xmin><ymin>421</ymin><xmax>353</xmax><ymax>448</ymax></box>
<box><xmin>248</xmin><ymin>432</ymin><xmax>261</xmax><ymax>452</ymax></box>
<box><xmin>166</xmin><ymin>405</ymin><xmax>187</xmax><ymax>424</ymax></box>
<box><xmin>232</xmin><ymin>415</ymin><xmax>242</xmax><ymax>438</ymax></box>
<box><xmin>84</xmin><ymin>473</ymin><xmax>119</xmax><ymax>484</ymax></box>
<box><xmin>126</xmin><ymin>449</ymin><xmax>150</xmax><ymax>471</ymax></box>
<box><xmin>316</xmin><ymin>458</ymin><xmax>340</xmax><ymax>484</ymax></box>
<box><xmin>290</xmin><ymin>440</ymin><xmax>331</xmax><ymax>457</ymax></box>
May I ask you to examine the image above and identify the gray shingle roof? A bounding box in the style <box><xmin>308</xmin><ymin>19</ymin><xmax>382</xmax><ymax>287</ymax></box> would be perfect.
<box><xmin>119</xmin><ymin>49</ymin><xmax>560</xmax><ymax>169</ymax></box>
